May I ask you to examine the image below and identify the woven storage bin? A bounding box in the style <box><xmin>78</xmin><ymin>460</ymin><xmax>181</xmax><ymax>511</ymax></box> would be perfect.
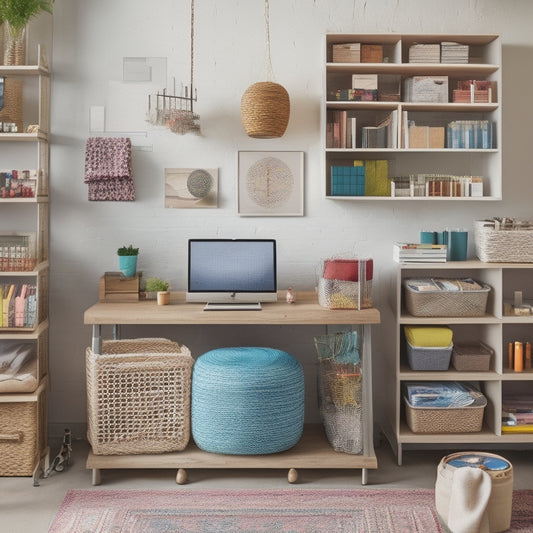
<box><xmin>474</xmin><ymin>220</ymin><xmax>533</xmax><ymax>262</ymax></box>
<box><xmin>86</xmin><ymin>338</ymin><xmax>193</xmax><ymax>455</ymax></box>
<box><xmin>406</xmin><ymin>342</ymin><xmax>453</xmax><ymax>371</ymax></box>
<box><xmin>0</xmin><ymin>379</ymin><xmax>47</xmax><ymax>476</ymax></box>
<box><xmin>404</xmin><ymin>393</ymin><xmax>487</xmax><ymax>434</ymax></box>
<box><xmin>0</xmin><ymin>78</ymin><xmax>23</xmax><ymax>133</ymax></box>
<box><xmin>404</xmin><ymin>279</ymin><xmax>490</xmax><ymax>317</ymax></box>
<box><xmin>452</xmin><ymin>342</ymin><xmax>493</xmax><ymax>372</ymax></box>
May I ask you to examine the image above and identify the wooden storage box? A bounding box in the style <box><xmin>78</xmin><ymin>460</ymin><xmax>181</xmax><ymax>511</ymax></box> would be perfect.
<box><xmin>99</xmin><ymin>272</ymin><xmax>139</xmax><ymax>302</ymax></box>
<box><xmin>403</xmin><ymin>278</ymin><xmax>490</xmax><ymax>317</ymax></box>
<box><xmin>452</xmin><ymin>342</ymin><xmax>492</xmax><ymax>372</ymax></box>
<box><xmin>404</xmin><ymin>392</ymin><xmax>486</xmax><ymax>434</ymax></box>
<box><xmin>86</xmin><ymin>338</ymin><xmax>193</xmax><ymax>455</ymax></box>
<box><xmin>0</xmin><ymin>379</ymin><xmax>47</xmax><ymax>476</ymax></box>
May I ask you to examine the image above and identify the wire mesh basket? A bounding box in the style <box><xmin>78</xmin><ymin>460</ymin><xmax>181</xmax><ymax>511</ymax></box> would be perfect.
<box><xmin>315</xmin><ymin>330</ymin><xmax>364</xmax><ymax>454</ymax></box>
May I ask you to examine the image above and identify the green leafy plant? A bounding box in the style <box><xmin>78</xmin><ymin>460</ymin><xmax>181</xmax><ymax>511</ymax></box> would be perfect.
<box><xmin>0</xmin><ymin>0</ymin><xmax>54</xmax><ymax>35</ymax></box>
<box><xmin>117</xmin><ymin>244</ymin><xmax>139</xmax><ymax>256</ymax></box>
<box><xmin>145</xmin><ymin>277</ymin><xmax>169</xmax><ymax>292</ymax></box>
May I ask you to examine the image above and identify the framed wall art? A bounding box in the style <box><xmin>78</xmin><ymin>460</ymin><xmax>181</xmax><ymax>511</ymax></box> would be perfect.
<box><xmin>237</xmin><ymin>151</ymin><xmax>304</xmax><ymax>216</ymax></box>
<box><xmin>164</xmin><ymin>168</ymin><xmax>218</xmax><ymax>208</ymax></box>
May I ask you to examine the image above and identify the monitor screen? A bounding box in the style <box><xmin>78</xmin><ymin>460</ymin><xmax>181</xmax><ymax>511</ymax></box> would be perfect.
<box><xmin>186</xmin><ymin>239</ymin><xmax>277</xmax><ymax>305</ymax></box>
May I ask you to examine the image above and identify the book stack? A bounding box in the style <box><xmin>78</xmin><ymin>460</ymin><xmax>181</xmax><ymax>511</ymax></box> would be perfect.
<box><xmin>361</xmin><ymin>110</ymin><xmax>398</xmax><ymax>148</ymax></box>
<box><xmin>441</xmin><ymin>41</ymin><xmax>469</xmax><ymax>64</ymax></box>
<box><xmin>361</xmin><ymin>44</ymin><xmax>383</xmax><ymax>63</ymax></box>
<box><xmin>332</xmin><ymin>42</ymin><xmax>361</xmax><ymax>63</ymax></box>
<box><xmin>329</xmin><ymin>160</ymin><xmax>389</xmax><ymax>197</ymax></box>
<box><xmin>393</xmin><ymin>243</ymin><xmax>447</xmax><ymax>263</ymax></box>
<box><xmin>447</xmin><ymin>120</ymin><xmax>493</xmax><ymax>149</ymax></box>
<box><xmin>502</xmin><ymin>394</ymin><xmax>533</xmax><ymax>434</ymax></box>
<box><xmin>408</xmin><ymin>43</ymin><xmax>440</xmax><ymax>63</ymax></box>
<box><xmin>326</xmin><ymin>110</ymin><xmax>357</xmax><ymax>148</ymax></box>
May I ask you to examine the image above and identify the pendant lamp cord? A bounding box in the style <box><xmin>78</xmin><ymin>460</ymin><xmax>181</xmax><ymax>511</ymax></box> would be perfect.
<box><xmin>265</xmin><ymin>0</ymin><xmax>274</xmax><ymax>81</ymax></box>
<box><xmin>190</xmin><ymin>0</ymin><xmax>195</xmax><ymax>111</ymax></box>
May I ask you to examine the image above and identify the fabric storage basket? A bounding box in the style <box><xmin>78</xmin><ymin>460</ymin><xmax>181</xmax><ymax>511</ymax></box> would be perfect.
<box><xmin>86</xmin><ymin>338</ymin><xmax>193</xmax><ymax>455</ymax></box>
<box><xmin>0</xmin><ymin>379</ymin><xmax>47</xmax><ymax>476</ymax></box>
<box><xmin>404</xmin><ymin>393</ymin><xmax>487</xmax><ymax>433</ymax></box>
<box><xmin>452</xmin><ymin>342</ymin><xmax>493</xmax><ymax>372</ymax></box>
<box><xmin>404</xmin><ymin>278</ymin><xmax>490</xmax><ymax>317</ymax></box>
<box><xmin>406</xmin><ymin>342</ymin><xmax>453</xmax><ymax>371</ymax></box>
<box><xmin>474</xmin><ymin>219</ymin><xmax>533</xmax><ymax>262</ymax></box>
<box><xmin>317</xmin><ymin>258</ymin><xmax>373</xmax><ymax>310</ymax></box>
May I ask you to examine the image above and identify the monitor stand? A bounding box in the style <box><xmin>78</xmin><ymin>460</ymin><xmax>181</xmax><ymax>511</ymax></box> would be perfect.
<box><xmin>204</xmin><ymin>302</ymin><xmax>262</xmax><ymax>311</ymax></box>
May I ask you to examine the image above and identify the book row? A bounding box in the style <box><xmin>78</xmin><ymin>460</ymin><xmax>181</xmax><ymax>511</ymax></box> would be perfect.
<box><xmin>327</xmin><ymin>110</ymin><xmax>493</xmax><ymax>150</ymax></box>
<box><xmin>328</xmin><ymin>161</ymin><xmax>483</xmax><ymax>197</ymax></box>
<box><xmin>0</xmin><ymin>283</ymin><xmax>37</xmax><ymax>328</ymax></box>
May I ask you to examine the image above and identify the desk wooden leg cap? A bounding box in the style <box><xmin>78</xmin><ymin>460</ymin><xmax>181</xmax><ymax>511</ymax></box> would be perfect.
<box><xmin>176</xmin><ymin>468</ymin><xmax>188</xmax><ymax>485</ymax></box>
<box><xmin>288</xmin><ymin>468</ymin><xmax>298</xmax><ymax>483</ymax></box>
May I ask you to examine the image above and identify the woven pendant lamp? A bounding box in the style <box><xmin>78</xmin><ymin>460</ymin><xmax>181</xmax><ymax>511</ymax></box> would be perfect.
<box><xmin>241</xmin><ymin>0</ymin><xmax>290</xmax><ymax>138</ymax></box>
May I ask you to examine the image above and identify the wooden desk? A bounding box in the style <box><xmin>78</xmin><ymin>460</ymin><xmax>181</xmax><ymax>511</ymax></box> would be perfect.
<box><xmin>84</xmin><ymin>291</ymin><xmax>380</xmax><ymax>485</ymax></box>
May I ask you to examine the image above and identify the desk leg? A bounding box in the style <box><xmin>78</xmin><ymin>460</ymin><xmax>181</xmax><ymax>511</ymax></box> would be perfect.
<box><xmin>91</xmin><ymin>325</ymin><xmax>102</xmax><ymax>354</ymax></box>
<box><xmin>113</xmin><ymin>324</ymin><xmax>121</xmax><ymax>340</ymax></box>
<box><xmin>92</xmin><ymin>468</ymin><xmax>102</xmax><ymax>486</ymax></box>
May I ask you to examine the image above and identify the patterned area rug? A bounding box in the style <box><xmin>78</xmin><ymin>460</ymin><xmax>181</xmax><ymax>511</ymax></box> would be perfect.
<box><xmin>49</xmin><ymin>488</ymin><xmax>533</xmax><ymax>533</ymax></box>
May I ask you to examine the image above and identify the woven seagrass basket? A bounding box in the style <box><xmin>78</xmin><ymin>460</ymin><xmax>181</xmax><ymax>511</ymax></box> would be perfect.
<box><xmin>405</xmin><ymin>393</ymin><xmax>487</xmax><ymax>434</ymax></box>
<box><xmin>86</xmin><ymin>338</ymin><xmax>193</xmax><ymax>455</ymax></box>
<box><xmin>404</xmin><ymin>280</ymin><xmax>490</xmax><ymax>317</ymax></box>
<box><xmin>0</xmin><ymin>380</ymin><xmax>47</xmax><ymax>476</ymax></box>
<box><xmin>0</xmin><ymin>78</ymin><xmax>23</xmax><ymax>132</ymax></box>
<box><xmin>474</xmin><ymin>220</ymin><xmax>533</xmax><ymax>262</ymax></box>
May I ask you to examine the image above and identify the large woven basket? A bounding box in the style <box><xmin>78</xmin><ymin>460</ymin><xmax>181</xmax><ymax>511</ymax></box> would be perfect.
<box><xmin>404</xmin><ymin>280</ymin><xmax>490</xmax><ymax>317</ymax></box>
<box><xmin>404</xmin><ymin>393</ymin><xmax>486</xmax><ymax>434</ymax></box>
<box><xmin>474</xmin><ymin>220</ymin><xmax>533</xmax><ymax>262</ymax></box>
<box><xmin>0</xmin><ymin>380</ymin><xmax>47</xmax><ymax>476</ymax></box>
<box><xmin>86</xmin><ymin>338</ymin><xmax>193</xmax><ymax>455</ymax></box>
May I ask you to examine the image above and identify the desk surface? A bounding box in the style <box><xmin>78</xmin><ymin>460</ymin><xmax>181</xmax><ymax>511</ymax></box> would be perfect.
<box><xmin>84</xmin><ymin>291</ymin><xmax>381</xmax><ymax>326</ymax></box>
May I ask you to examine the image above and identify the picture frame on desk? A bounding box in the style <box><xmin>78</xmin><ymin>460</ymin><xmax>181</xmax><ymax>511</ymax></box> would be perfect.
<box><xmin>237</xmin><ymin>151</ymin><xmax>304</xmax><ymax>216</ymax></box>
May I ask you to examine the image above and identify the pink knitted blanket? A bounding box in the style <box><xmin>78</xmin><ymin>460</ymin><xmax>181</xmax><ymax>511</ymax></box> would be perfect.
<box><xmin>84</xmin><ymin>137</ymin><xmax>132</xmax><ymax>182</ymax></box>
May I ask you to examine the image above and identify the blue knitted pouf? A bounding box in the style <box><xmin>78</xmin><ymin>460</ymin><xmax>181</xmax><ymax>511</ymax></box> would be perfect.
<box><xmin>191</xmin><ymin>347</ymin><xmax>305</xmax><ymax>455</ymax></box>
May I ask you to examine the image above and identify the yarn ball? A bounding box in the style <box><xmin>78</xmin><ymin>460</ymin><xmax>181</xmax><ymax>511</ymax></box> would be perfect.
<box><xmin>191</xmin><ymin>347</ymin><xmax>305</xmax><ymax>455</ymax></box>
<box><xmin>187</xmin><ymin>169</ymin><xmax>213</xmax><ymax>198</ymax></box>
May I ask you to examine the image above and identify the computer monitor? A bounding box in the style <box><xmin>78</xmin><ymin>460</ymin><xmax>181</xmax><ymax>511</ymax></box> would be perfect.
<box><xmin>186</xmin><ymin>239</ymin><xmax>277</xmax><ymax>310</ymax></box>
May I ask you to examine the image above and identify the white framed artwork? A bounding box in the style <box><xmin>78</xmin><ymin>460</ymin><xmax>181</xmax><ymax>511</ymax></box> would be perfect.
<box><xmin>164</xmin><ymin>168</ymin><xmax>218</xmax><ymax>208</ymax></box>
<box><xmin>237</xmin><ymin>151</ymin><xmax>304</xmax><ymax>216</ymax></box>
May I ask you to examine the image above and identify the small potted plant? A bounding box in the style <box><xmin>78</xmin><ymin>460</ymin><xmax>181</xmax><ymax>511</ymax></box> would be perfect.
<box><xmin>145</xmin><ymin>277</ymin><xmax>170</xmax><ymax>305</ymax></box>
<box><xmin>117</xmin><ymin>244</ymin><xmax>139</xmax><ymax>278</ymax></box>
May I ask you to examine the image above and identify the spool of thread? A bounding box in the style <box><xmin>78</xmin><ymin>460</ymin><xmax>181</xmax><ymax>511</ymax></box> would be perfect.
<box><xmin>514</xmin><ymin>341</ymin><xmax>523</xmax><ymax>372</ymax></box>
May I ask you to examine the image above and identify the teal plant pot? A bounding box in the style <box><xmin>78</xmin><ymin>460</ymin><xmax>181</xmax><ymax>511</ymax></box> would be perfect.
<box><xmin>118</xmin><ymin>255</ymin><xmax>137</xmax><ymax>277</ymax></box>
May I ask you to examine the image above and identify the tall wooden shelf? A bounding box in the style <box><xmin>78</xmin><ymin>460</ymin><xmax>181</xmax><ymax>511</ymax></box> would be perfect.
<box><xmin>0</xmin><ymin>46</ymin><xmax>50</xmax><ymax>481</ymax></box>
<box><xmin>385</xmin><ymin>261</ymin><xmax>533</xmax><ymax>465</ymax></box>
<box><xmin>323</xmin><ymin>33</ymin><xmax>502</xmax><ymax>200</ymax></box>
